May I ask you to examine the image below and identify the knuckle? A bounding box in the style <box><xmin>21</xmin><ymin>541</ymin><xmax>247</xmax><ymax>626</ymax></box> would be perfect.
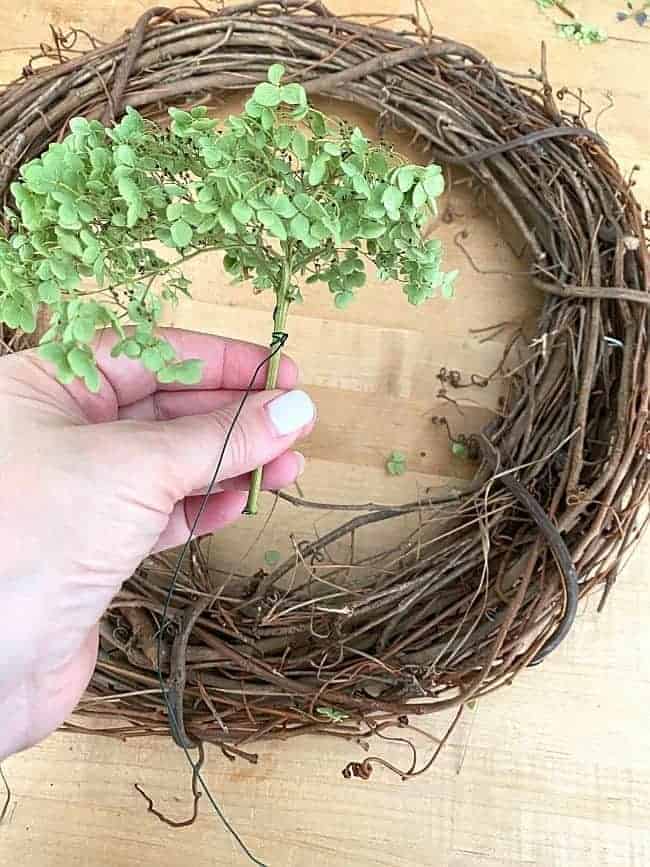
<box><xmin>151</xmin><ymin>392</ymin><xmax>167</xmax><ymax>421</ymax></box>
<box><xmin>211</xmin><ymin>408</ymin><xmax>252</xmax><ymax>471</ymax></box>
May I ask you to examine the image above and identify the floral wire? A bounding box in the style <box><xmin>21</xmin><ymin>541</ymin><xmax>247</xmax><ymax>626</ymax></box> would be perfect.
<box><xmin>155</xmin><ymin>332</ymin><xmax>288</xmax><ymax>867</ymax></box>
<box><xmin>0</xmin><ymin>764</ymin><xmax>10</xmax><ymax>824</ymax></box>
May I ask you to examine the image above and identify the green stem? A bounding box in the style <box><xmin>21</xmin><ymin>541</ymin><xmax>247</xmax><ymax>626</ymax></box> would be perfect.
<box><xmin>244</xmin><ymin>261</ymin><xmax>292</xmax><ymax>516</ymax></box>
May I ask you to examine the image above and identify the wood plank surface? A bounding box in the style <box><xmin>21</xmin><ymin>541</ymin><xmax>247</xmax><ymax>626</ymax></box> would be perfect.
<box><xmin>1</xmin><ymin>2</ymin><xmax>649</xmax><ymax>865</ymax></box>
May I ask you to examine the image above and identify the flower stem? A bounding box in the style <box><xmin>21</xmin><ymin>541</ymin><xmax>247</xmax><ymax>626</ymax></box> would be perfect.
<box><xmin>244</xmin><ymin>267</ymin><xmax>291</xmax><ymax>516</ymax></box>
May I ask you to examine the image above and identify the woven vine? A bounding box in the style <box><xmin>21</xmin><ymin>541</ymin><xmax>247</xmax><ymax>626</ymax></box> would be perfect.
<box><xmin>0</xmin><ymin>1</ymin><xmax>648</xmax><ymax>776</ymax></box>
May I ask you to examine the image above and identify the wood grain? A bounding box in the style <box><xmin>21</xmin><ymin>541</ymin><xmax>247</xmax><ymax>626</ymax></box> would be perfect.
<box><xmin>1</xmin><ymin>2</ymin><xmax>649</xmax><ymax>865</ymax></box>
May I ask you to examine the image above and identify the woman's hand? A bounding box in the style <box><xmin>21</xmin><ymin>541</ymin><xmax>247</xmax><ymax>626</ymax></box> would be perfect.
<box><xmin>0</xmin><ymin>328</ymin><xmax>315</xmax><ymax>759</ymax></box>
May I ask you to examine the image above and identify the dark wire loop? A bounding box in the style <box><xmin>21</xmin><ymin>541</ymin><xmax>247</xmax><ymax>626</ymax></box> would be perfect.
<box><xmin>154</xmin><ymin>339</ymin><xmax>287</xmax><ymax>867</ymax></box>
<box><xmin>270</xmin><ymin>331</ymin><xmax>289</xmax><ymax>347</ymax></box>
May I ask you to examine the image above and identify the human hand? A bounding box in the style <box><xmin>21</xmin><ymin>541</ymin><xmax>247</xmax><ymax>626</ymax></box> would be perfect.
<box><xmin>0</xmin><ymin>328</ymin><xmax>315</xmax><ymax>759</ymax></box>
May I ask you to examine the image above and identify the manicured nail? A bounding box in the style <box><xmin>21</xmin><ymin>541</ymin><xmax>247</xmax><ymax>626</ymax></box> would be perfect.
<box><xmin>267</xmin><ymin>390</ymin><xmax>315</xmax><ymax>436</ymax></box>
<box><xmin>293</xmin><ymin>451</ymin><xmax>306</xmax><ymax>476</ymax></box>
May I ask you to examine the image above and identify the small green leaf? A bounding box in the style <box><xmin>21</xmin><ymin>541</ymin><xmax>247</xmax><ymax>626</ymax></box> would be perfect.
<box><xmin>451</xmin><ymin>441</ymin><xmax>468</xmax><ymax>459</ymax></box>
<box><xmin>166</xmin><ymin>202</ymin><xmax>184</xmax><ymax>222</ymax></box>
<box><xmin>280</xmin><ymin>83</ymin><xmax>306</xmax><ymax>105</ymax></box>
<box><xmin>55</xmin><ymin>230</ymin><xmax>83</xmax><ymax>259</ymax></box>
<box><xmin>258</xmin><ymin>209</ymin><xmax>287</xmax><ymax>241</ymax></box>
<box><xmin>397</xmin><ymin>167</ymin><xmax>416</xmax><ymax>192</ymax></box>
<box><xmin>72</xmin><ymin>316</ymin><xmax>96</xmax><ymax>344</ymax></box>
<box><xmin>36</xmin><ymin>261</ymin><xmax>52</xmax><ymax>281</ymax></box>
<box><xmin>264</xmin><ymin>549</ymin><xmax>281</xmax><ymax>567</ymax></box>
<box><xmin>55</xmin><ymin>363</ymin><xmax>76</xmax><ymax>386</ymax></box>
<box><xmin>291</xmin><ymin>130</ymin><xmax>308</xmax><ymax>161</ymax></box>
<box><xmin>21</xmin><ymin>164</ymin><xmax>50</xmax><ymax>194</ymax></box>
<box><xmin>268</xmin><ymin>63</ymin><xmax>285</xmax><ymax>85</ymax></box>
<box><xmin>275</xmin><ymin>124</ymin><xmax>293</xmax><ymax>149</ymax></box>
<box><xmin>50</xmin><ymin>259</ymin><xmax>69</xmax><ymax>281</ymax></box>
<box><xmin>323</xmin><ymin>141</ymin><xmax>342</xmax><ymax>156</ymax></box>
<box><xmin>334</xmin><ymin>290</ymin><xmax>354</xmax><ymax>309</ymax></box>
<box><xmin>340</xmin><ymin>257</ymin><xmax>360</xmax><ymax>275</ymax></box>
<box><xmin>174</xmin><ymin>359</ymin><xmax>202</xmax><ymax>385</ymax></box>
<box><xmin>169</xmin><ymin>107</ymin><xmax>192</xmax><ymax>126</ymax></box>
<box><xmin>316</xmin><ymin>707</ymin><xmax>349</xmax><ymax>723</ymax></box>
<box><xmin>93</xmin><ymin>257</ymin><xmax>105</xmax><ymax>287</ymax></box>
<box><xmin>158</xmin><ymin>341</ymin><xmax>177</xmax><ymax>362</ymax></box>
<box><xmin>76</xmin><ymin>201</ymin><xmax>96</xmax><ymax>223</ymax></box>
<box><xmin>423</xmin><ymin>172</ymin><xmax>445</xmax><ymax>200</ymax></box>
<box><xmin>290</xmin><ymin>104</ymin><xmax>309</xmax><ymax>121</ymax></box>
<box><xmin>310</xmin><ymin>220</ymin><xmax>329</xmax><ymax>241</ymax></box>
<box><xmin>350</xmin><ymin>127</ymin><xmax>368</xmax><ymax>155</ymax></box>
<box><xmin>39</xmin><ymin>342</ymin><xmax>66</xmax><ymax>367</ymax></box>
<box><xmin>386</xmin><ymin>450</ymin><xmax>407</xmax><ymax>476</ymax></box>
<box><xmin>115</xmin><ymin>144</ymin><xmax>136</xmax><ymax>166</ymax></box>
<box><xmin>1</xmin><ymin>298</ymin><xmax>21</xmax><ymax>329</ymax></box>
<box><xmin>382</xmin><ymin>186</ymin><xmax>404</xmax><ymax>213</ymax></box>
<box><xmin>308</xmin><ymin>156</ymin><xmax>328</xmax><ymax>186</ymax></box>
<box><xmin>404</xmin><ymin>283</ymin><xmax>428</xmax><ymax>305</ymax></box>
<box><xmin>289</xmin><ymin>212</ymin><xmax>310</xmax><ymax>242</ymax></box>
<box><xmin>340</xmin><ymin>157</ymin><xmax>361</xmax><ymax>178</ymax></box>
<box><xmin>127</xmin><ymin>203</ymin><xmax>140</xmax><ymax>228</ymax></box>
<box><xmin>363</xmin><ymin>202</ymin><xmax>385</xmax><ymax>221</ymax></box>
<box><xmin>346</xmin><ymin>271</ymin><xmax>366</xmax><ymax>289</ymax></box>
<box><xmin>270</xmin><ymin>194</ymin><xmax>297</xmax><ymax>219</ymax></box>
<box><xmin>83</xmin><ymin>364</ymin><xmax>101</xmax><ymax>393</ymax></box>
<box><xmin>69</xmin><ymin>116</ymin><xmax>89</xmax><ymax>134</ymax></box>
<box><xmin>245</xmin><ymin>98</ymin><xmax>263</xmax><ymax>119</ymax></box>
<box><xmin>19</xmin><ymin>304</ymin><xmax>37</xmax><ymax>334</ymax></box>
<box><xmin>156</xmin><ymin>366</ymin><xmax>178</xmax><ymax>384</ymax></box>
<box><xmin>156</xmin><ymin>360</ymin><xmax>201</xmax><ymax>385</ymax></box>
<box><xmin>352</xmin><ymin>174</ymin><xmax>372</xmax><ymax>198</ymax></box>
<box><xmin>231</xmin><ymin>201</ymin><xmax>253</xmax><ymax>223</ymax></box>
<box><xmin>412</xmin><ymin>182</ymin><xmax>427</xmax><ymax>209</ymax></box>
<box><xmin>59</xmin><ymin>202</ymin><xmax>81</xmax><ymax>230</ymax></box>
<box><xmin>217</xmin><ymin>208</ymin><xmax>237</xmax><ymax>234</ymax></box>
<box><xmin>223</xmin><ymin>252</ymin><xmax>240</xmax><ymax>275</ymax></box>
<box><xmin>90</xmin><ymin>147</ymin><xmax>111</xmax><ymax>173</ymax></box>
<box><xmin>115</xmin><ymin>339</ymin><xmax>141</xmax><ymax>359</ymax></box>
<box><xmin>441</xmin><ymin>269</ymin><xmax>459</xmax><ymax>299</ymax></box>
<box><xmin>360</xmin><ymin>220</ymin><xmax>386</xmax><ymax>239</ymax></box>
<box><xmin>141</xmin><ymin>347</ymin><xmax>164</xmax><ymax>372</ymax></box>
<box><xmin>171</xmin><ymin>220</ymin><xmax>193</xmax><ymax>248</ymax></box>
<box><xmin>118</xmin><ymin>175</ymin><xmax>140</xmax><ymax>206</ymax></box>
<box><xmin>308</xmin><ymin>111</ymin><xmax>327</xmax><ymax>136</ymax></box>
<box><xmin>253</xmin><ymin>82</ymin><xmax>282</xmax><ymax>107</ymax></box>
<box><xmin>38</xmin><ymin>281</ymin><xmax>61</xmax><ymax>303</ymax></box>
<box><xmin>261</xmin><ymin>108</ymin><xmax>275</xmax><ymax>131</ymax></box>
<box><xmin>67</xmin><ymin>346</ymin><xmax>93</xmax><ymax>377</ymax></box>
<box><xmin>368</xmin><ymin>151</ymin><xmax>388</xmax><ymax>175</ymax></box>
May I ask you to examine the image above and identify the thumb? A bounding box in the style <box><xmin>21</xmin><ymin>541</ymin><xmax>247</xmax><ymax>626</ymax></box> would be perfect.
<box><xmin>157</xmin><ymin>388</ymin><xmax>316</xmax><ymax>498</ymax></box>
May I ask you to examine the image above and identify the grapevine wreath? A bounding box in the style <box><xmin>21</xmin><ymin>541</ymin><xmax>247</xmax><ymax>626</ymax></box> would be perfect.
<box><xmin>0</xmin><ymin>1</ymin><xmax>648</xmax><ymax>783</ymax></box>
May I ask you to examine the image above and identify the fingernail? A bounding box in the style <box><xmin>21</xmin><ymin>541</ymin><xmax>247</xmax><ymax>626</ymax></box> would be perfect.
<box><xmin>267</xmin><ymin>390</ymin><xmax>315</xmax><ymax>436</ymax></box>
<box><xmin>293</xmin><ymin>451</ymin><xmax>306</xmax><ymax>476</ymax></box>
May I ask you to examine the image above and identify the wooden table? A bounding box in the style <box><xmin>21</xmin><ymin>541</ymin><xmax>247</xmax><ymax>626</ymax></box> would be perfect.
<box><xmin>1</xmin><ymin>2</ymin><xmax>649</xmax><ymax>865</ymax></box>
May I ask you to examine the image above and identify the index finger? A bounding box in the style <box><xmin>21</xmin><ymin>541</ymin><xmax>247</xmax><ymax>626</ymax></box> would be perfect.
<box><xmin>91</xmin><ymin>327</ymin><xmax>298</xmax><ymax>408</ymax></box>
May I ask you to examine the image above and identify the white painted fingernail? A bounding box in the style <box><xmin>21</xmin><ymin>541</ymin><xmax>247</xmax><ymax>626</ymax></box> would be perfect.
<box><xmin>267</xmin><ymin>390</ymin><xmax>315</xmax><ymax>436</ymax></box>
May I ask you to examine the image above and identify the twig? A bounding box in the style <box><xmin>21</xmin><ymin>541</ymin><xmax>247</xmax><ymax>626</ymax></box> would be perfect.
<box><xmin>134</xmin><ymin>742</ymin><xmax>205</xmax><ymax>828</ymax></box>
<box><xmin>0</xmin><ymin>765</ymin><xmax>10</xmax><ymax>825</ymax></box>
